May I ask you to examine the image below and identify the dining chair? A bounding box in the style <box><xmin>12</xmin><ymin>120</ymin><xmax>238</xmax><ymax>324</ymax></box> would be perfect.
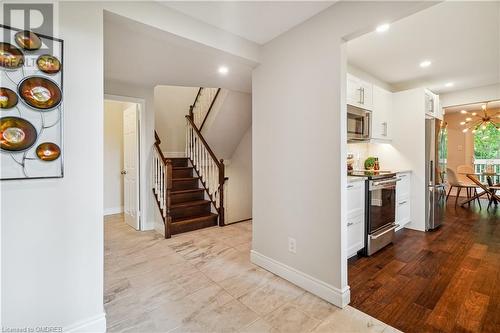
<box><xmin>486</xmin><ymin>176</ymin><xmax>499</xmax><ymax>209</ymax></box>
<box><xmin>446</xmin><ymin>167</ymin><xmax>481</xmax><ymax>207</ymax></box>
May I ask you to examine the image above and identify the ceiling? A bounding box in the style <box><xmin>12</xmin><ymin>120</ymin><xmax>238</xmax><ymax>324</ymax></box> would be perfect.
<box><xmin>160</xmin><ymin>1</ymin><xmax>335</xmax><ymax>44</ymax></box>
<box><xmin>347</xmin><ymin>1</ymin><xmax>500</xmax><ymax>94</ymax></box>
<box><xmin>104</xmin><ymin>12</ymin><xmax>255</xmax><ymax>92</ymax></box>
<box><xmin>445</xmin><ymin>100</ymin><xmax>500</xmax><ymax>114</ymax></box>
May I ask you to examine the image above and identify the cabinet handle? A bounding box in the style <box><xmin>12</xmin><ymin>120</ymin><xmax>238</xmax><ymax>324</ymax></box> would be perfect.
<box><xmin>399</xmin><ymin>174</ymin><xmax>406</xmax><ymax>178</ymax></box>
<box><xmin>347</xmin><ymin>222</ymin><xmax>354</xmax><ymax>227</ymax></box>
<box><xmin>358</xmin><ymin>88</ymin><xmax>363</xmax><ymax>104</ymax></box>
<box><xmin>361</xmin><ymin>88</ymin><xmax>365</xmax><ymax>104</ymax></box>
<box><xmin>347</xmin><ymin>184</ymin><xmax>354</xmax><ymax>189</ymax></box>
<box><xmin>399</xmin><ymin>201</ymin><xmax>407</xmax><ymax>205</ymax></box>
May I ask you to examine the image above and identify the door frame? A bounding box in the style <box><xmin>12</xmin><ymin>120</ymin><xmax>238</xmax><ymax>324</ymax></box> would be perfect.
<box><xmin>104</xmin><ymin>94</ymin><xmax>147</xmax><ymax>231</ymax></box>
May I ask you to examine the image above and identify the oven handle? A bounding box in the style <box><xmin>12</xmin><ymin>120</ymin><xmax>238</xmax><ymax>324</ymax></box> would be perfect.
<box><xmin>370</xmin><ymin>224</ymin><xmax>399</xmax><ymax>240</ymax></box>
<box><xmin>372</xmin><ymin>178</ymin><xmax>401</xmax><ymax>187</ymax></box>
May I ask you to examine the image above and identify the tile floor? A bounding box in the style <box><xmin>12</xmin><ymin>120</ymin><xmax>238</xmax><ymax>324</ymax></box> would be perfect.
<box><xmin>104</xmin><ymin>214</ymin><xmax>401</xmax><ymax>332</ymax></box>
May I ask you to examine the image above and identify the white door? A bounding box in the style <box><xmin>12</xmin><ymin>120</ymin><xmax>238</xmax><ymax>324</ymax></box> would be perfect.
<box><xmin>123</xmin><ymin>104</ymin><xmax>140</xmax><ymax>230</ymax></box>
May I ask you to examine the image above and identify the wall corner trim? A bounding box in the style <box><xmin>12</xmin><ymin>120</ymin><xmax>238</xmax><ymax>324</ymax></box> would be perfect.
<box><xmin>250</xmin><ymin>250</ymin><xmax>350</xmax><ymax>308</ymax></box>
<box><xmin>64</xmin><ymin>312</ymin><xmax>106</xmax><ymax>333</ymax></box>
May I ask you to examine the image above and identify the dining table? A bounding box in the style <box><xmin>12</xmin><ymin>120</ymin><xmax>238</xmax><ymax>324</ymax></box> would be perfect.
<box><xmin>458</xmin><ymin>172</ymin><xmax>500</xmax><ymax>207</ymax></box>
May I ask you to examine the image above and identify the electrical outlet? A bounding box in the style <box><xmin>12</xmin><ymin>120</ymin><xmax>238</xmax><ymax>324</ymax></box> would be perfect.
<box><xmin>288</xmin><ymin>237</ymin><xmax>296</xmax><ymax>254</ymax></box>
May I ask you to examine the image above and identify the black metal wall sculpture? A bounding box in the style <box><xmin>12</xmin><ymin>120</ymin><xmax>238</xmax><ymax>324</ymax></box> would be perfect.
<box><xmin>1</xmin><ymin>25</ymin><xmax>63</xmax><ymax>180</ymax></box>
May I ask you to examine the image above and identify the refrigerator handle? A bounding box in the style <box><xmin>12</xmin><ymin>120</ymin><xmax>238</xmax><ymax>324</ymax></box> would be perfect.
<box><xmin>430</xmin><ymin>160</ymin><xmax>434</xmax><ymax>184</ymax></box>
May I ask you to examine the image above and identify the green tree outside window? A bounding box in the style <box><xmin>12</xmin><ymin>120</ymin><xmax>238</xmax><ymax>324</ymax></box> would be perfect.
<box><xmin>474</xmin><ymin>123</ymin><xmax>500</xmax><ymax>159</ymax></box>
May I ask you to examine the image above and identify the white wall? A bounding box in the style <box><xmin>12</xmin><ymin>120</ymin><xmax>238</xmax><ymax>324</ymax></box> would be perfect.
<box><xmin>252</xmin><ymin>0</ymin><xmax>433</xmax><ymax>308</ymax></box>
<box><xmin>226</xmin><ymin>128</ymin><xmax>253</xmax><ymax>223</ymax></box>
<box><xmin>1</xmin><ymin>2</ymin><xmax>105</xmax><ymax>331</ymax></box>
<box><xmin>203</xmin><ymin>89</ymin><xmax>252</xmax><ymax>159</ymax></box>
<box><xmin>154</xmin><ymin>85</ymin><xmax>199</xmax><ymax>154</ymax></box>
<box><xmin>440</xmin><ymin>83</ymin><xmax>500</xmax><ymax>108</ymax></box>
<box><xmin>104</xmin><ymin>100</ymin><xmax>127</xmax><ymax>215</ymax></box>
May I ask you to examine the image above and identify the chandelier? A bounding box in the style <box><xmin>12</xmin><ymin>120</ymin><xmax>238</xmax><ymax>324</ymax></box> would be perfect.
<box><xmin>460</xmin><ymin>101</ymin><xmax>500</xmax><ymax>133</ymax></box>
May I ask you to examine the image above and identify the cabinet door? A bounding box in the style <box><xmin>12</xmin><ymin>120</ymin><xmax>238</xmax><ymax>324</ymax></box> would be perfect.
<box><xmin>347</xmin><ymin>181</ymin><xmax>364</xmax><ymax>216</ymax></box>
<box><xmin>347</xmin><ymin>213</ymin><xmax>365</xmax><ymax>258</ymax></box>
<box><xmin>396</xmin><ymin>172</ymin><xmax>411</xmax><ymax>200</ymax></box>
<box><xmin>434</xmin><ymin>94</ymin><xmax>443</xmax><ymax>120</ymax></box>
<box><xmin>396</xmin><ymin>199</ymin><xmax>411</xmax><ymax>226</ymax></box>
<box><xmin>347</xmin><ymin>74</ymin><xmax>362</xmax><ymax>107</ymax></box>
<box><xmin>358</xmin><ymin>79</ymin><xmax>373</xmax><ymax>110</ymax></box>
<box><xmin>372</xmin><ymin>86</ymin><xmax>392</xmax><ymax>140</ymax></box>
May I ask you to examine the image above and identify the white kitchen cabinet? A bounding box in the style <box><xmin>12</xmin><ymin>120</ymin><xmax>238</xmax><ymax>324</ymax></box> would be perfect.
<box><xmin>347</xmin><ymin>73</ymin><xmax>373</xmax><ymax>110</ymax></box>
<box><xmin>396</xmin><ymin>172</ymin><xmax>411</xmax><ymax>230</ymax></box>
<box><xmin>346</xmin><ymin>180</ymin><xmax>365</xmax><ymax>258</ymax></box>
<box><xmin>372</xmin><ymin>85</ymin><xmax>392</xmax><ymax>141</ymax></box>
<box><xmin>424</xmin><ymin>90</ymin><xmax>442</xmax><ymax>120</ymax></box>
<box><xmin>434</xmin><ymin>94</ymin><xmax>443</xmax><ymax>120</ymax></box>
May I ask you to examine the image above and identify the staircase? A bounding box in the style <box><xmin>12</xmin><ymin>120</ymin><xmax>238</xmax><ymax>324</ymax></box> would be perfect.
<box><xmin>169</xmin><ymin>157</ymin><xmax>218</xmax><ymax>234</ymax></box>
<box><xmin>153</xmin><ymin>87</ymin><xmax>225</xmax><ymax>238</ymax></box>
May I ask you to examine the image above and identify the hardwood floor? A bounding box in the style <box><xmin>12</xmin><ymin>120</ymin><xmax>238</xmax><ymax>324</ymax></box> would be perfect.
<box><xmin>349</xmin><ymin>201</ymin><xmax>500</xmax><ymax>333</ymax></box>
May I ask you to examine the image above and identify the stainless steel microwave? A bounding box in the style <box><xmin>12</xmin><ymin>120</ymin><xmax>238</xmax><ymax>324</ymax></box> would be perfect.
<box><xmin>347</xmin><ymin>105</ymin><xmax>371</xmax><ymax>141</ymax></box>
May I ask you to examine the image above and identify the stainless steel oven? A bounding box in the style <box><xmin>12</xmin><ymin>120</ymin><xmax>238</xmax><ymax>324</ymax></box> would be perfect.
<box><xmin>366</xmin><ymin>175</ymin><xmax>399</xmax><ymax>255</ymax></box>
<box><xmin>347</xmin><ymin>105</ymin><xmax>371</xmax><ymax>141</ymax></box>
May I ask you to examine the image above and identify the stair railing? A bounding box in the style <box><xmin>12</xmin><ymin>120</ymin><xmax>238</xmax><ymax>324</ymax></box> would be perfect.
<box><xmin>152</xmin><ymin>131</ymin><xmax>173</xmax><ymax>238</ymax></box>
<box><xmin>189</xmin><ymin>87</ymin><xmax>220</xmax><ymax>129</ymax></box>
<box><xmin>185</xmin><ymin>115</ymin><xmax>226</xmax><ymax>226</ymax></box>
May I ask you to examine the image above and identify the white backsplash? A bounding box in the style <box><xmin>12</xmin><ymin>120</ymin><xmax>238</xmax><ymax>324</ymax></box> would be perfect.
<box><xmin>348</xmin><ymin>142</ymin><xmax>411</xmax><ymax>172</ymax></box>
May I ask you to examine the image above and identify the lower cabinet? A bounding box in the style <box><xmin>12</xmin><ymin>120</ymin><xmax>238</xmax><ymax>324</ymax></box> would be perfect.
<box><xmin>347</xmin><ymin>180</ymin><xmax>365</xmax><ymax>258</ymax></box>
<box><xmin>347</xmin><ymin>213</ymin><xmax>364</xmax><ymax>258</ymax></box>
<box><xmin>396</xmin><ymin>172</ymin><xmax>411</xmax><ymax>230</ymax></box>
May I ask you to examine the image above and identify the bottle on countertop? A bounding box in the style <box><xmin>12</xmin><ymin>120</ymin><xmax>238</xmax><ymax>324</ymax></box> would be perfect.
<box><xmin>374</xmin><ymin>158</ymin><xmax>380</xmax><ymax>171</ymax></box>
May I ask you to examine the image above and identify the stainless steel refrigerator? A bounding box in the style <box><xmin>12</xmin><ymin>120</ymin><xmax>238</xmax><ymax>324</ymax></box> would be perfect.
<box><xmin>425</xmin><ymin>117</ymin><xmax>447</xmax><ymax>230</ymax></box>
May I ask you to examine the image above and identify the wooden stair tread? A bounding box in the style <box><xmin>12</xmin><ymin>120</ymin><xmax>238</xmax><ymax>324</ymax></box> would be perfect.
<box><xmin>171</xmin><ymin>188</ymin><xmax>204</xmax><ymax>194</ymax></box>
<box><xmin>172</xmin><ymin>177</ymin><xmax>199</xmax><ymax>181</ymax></box>
<box><xmin>172</xmin><ymin>213</ymin><xmax>218</xmax><ymax>223</ymax></box>
<box><xmin>172</xmin><ymin>166</ymin><xmax>193</xmax><ymax>170</ymax></box>
<box><xmin>171</xmin><ymin>200</ymin><xmax>211</xmax><ymax>209</ymax></box>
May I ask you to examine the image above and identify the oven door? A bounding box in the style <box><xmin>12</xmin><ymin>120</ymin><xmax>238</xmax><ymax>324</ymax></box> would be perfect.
<box><xmin>347</xmin><ymin>106</ymin><xmax>371</xmax><ymax>140</ymax></box>
<box><xmin>368</xmin><ymin>178</ymin><xmax>397</xmax><ymax>233</ymax></box>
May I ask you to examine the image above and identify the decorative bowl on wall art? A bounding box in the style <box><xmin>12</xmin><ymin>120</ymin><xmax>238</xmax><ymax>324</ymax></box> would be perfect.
<box><xmin>0</xmin><ymin>24</ymin><xmax>64</xmax><ymax>180</ymax></box>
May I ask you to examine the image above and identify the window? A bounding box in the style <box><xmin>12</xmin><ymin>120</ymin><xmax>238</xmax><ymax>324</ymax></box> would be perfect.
<box><xmin>474</xmin><ymin>123</ymin><xmax>500</xmax><ymax>159</ymax></box>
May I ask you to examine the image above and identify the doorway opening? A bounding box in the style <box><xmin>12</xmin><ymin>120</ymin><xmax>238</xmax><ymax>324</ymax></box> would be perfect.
<box><xmin>104</xmin><ymin>97</ymin><xmax>144</xmax><ymax>230</ymax></box>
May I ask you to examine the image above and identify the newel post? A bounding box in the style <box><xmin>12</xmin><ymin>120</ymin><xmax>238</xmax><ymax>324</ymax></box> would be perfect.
<box><xmin>219</xmin><ymin>159</ymin><xmax>225</xmax><ymax>226</ymax></box>
<box><xmin>165</xmin><ymin>159</ymin><xmax>173</xmax><ymax>238</ymax></box>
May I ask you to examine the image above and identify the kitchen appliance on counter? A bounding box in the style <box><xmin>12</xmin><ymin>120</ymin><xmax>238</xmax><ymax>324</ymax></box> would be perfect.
<box><xmin>347</xmin><ymin>105</ymin><xmax>371</xmax><ymax>142</ymax></box>
<box><xmin>425</xmin><ymin>117</ymin><xmax>446</xmax><ymax>230</ymax></box>
<box><xmin>348</xmin><ymin>171</ymin><xmax>399</xmax><ymax>256</ymax></box>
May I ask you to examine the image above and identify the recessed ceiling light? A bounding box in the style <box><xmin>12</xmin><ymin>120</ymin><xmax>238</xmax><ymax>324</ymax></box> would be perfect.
<box><xmin>419</xmin><ymin>60</ymin><xmax>432</xmax><ymax>68</ymax></box>
<box><xmin>460</xmin><ymin>110</ymin><xmax>467</xmax><ymax>114</ymax></box>
<box><xmin>218</xmin><ymin>66</ymin><xmax>229</xmax><ymax>75</ymax></box>
<box><xmin>376</xmin><ymin>23</ymin><xmax>390</xmax><ymax>33</ymax></box>
<box><xmin>445</xmin><ymin>82</ymin><xmax>454</xmax><ymax>87</ymax></box>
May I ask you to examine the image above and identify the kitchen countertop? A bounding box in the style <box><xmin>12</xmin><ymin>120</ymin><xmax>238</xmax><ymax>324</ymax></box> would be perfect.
<box><xmin>395</xmin><ymin>170</ymin><xmax>412</xmax><ymax>174</ymax></box>
<box><xmin>348</xmin><ymin>176</ymin><xmax>367</xmax><ymax>183</ymax></box>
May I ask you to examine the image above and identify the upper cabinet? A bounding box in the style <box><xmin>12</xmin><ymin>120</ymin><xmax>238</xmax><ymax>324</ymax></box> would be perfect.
<box><xmin>372</xmin><ymin>85</ymin><xmax>392</xmax><ymax>141</ymax></box>
<box><xmin>347</xmin><ymin>73</ymin><xmax>373</xmax><ymax>110</ymax></box>
<box><xmin>424</xmin><ymin>89</ymin><xmax>443</xmax><ymax>120</ymax></box>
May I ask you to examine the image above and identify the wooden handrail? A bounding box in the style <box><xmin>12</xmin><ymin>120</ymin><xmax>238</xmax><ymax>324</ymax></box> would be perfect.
<box><xmin>154</xmin><ymin>130</ymin><xmax>167</xmax><ymax>162</ymax></box>
<box><xmin>186</xmin><ymin>115</ymin><xmax>222</xmax><ymax>169</ymax></box>
<box><xmin>200</xmin><ymin>88</ymin><xmax>221</xmax><ymax>131</ymax></box>
<box><xmin>190</xmin><ymin>87</ymin><xmax>203</xmax><ymax>119</ymax></box>
<box><xmin>153</xmin><ymin>130</ymin><xmax>173</xmax><ymax>238</ymax></box>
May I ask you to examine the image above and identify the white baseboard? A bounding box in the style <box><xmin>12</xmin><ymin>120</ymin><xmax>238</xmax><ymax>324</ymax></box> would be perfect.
<box><xmin>64</xmin><ymin>313</ymin><xmax>106</xmax><ymax>333</ymax></box>
<box><xmin>104</xmin><ymin>207</ymin><xmax>123</xmax><ymax>216</ymax></box>
<box><xmin>250</xmin><ymin>250</ymin><xmax>350</xmax><ymax>308</ymax></box>
<box><xmin>164</xmin><ymin>151</ymin><xmax>186</xmax><ymax>158</ymax></box>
